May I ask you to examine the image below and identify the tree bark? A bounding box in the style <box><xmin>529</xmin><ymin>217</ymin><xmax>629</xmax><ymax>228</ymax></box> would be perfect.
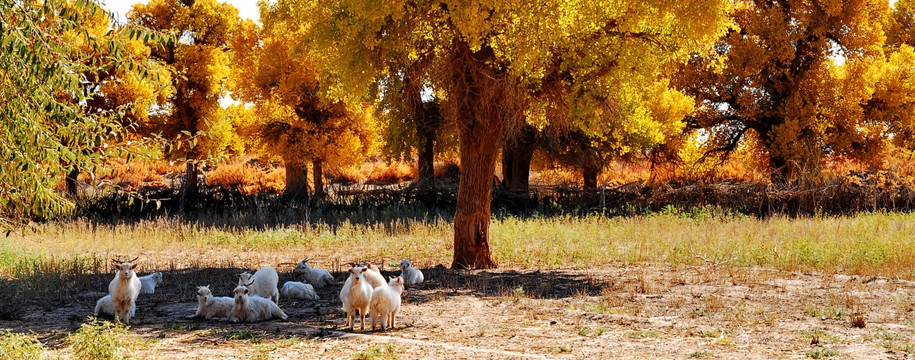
<box><xmin>65</xmin><ymin>167</ymin><xmax>80</xmax><ymax>196</ymax></box>
<box><xmin>313</xmin><ymin>159</ymin><xmax>324</xmax><ymax>198</ymax></box>
<box><xmin>184</xmin><ymin>161</ymin><xmax>199</xmax><ymax>207</ymax></box>
<box><xmin>284</xmin><ymin>158</ymin><xmax>308</xmax><ymax>197</ymax></box>
<box><xmin>449</xmin><ymin>40</ymin><xmax>511</xmax><ymax>270</ymax></box>
<box><xmin>501</xmin><ymin>125</ymin><xmax>537</xmax><ymax>192</ymax></box>
<box><xmin>582</xmin><ymin>163</ymin><xmax>600</xmax><ymax>189</ymax></box>
<box><xmin>416</xmin><ymin>127</ymin><xmax>435</xmax><ymax>189</ymax></box>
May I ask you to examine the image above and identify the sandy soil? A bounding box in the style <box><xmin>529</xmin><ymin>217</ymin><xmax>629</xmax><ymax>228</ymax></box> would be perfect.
<box><xmin>3</xmin><ymin>264</ymin><xmax>915</xmax><ymax>359</ymax></box>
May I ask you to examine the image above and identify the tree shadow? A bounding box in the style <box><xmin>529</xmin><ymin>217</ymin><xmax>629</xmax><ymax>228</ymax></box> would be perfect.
<box><xmin>0</xmin><ymin>264</ymin><xmax>611</xmax><ymax>340</ymax></box>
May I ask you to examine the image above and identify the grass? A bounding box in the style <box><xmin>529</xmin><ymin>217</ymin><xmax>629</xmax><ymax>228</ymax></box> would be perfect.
<box><xmin>806</xmin><ymin>346</ymin><xmax>839</xmax><ymax>358</ymax></box>
<box><xmin>7</xmin><ymin>212</ymin><xmax>915</xmax><ymax>278</ymax></box>
<box><xmin>626</xmin><ymin>329</ymin><xmax>661</xmax><ymax>339</ymax></box>
<box><xmin>0</xmin><ymin>330</ymin><xmax>49</xmax><ymax>360</ymax></box>
<box><xmin>4</xmin><ymin>211</ymin><xmax>915</xmax><ymax>319</ymax></box>
<box><xmin>65</xmin><ymin>318</ymin><xmax>137</xmax><ymax>360</ymax></box>
<box><xmin>352</xmin><ymin>343</ymin><xmax>400</xmax><ymax>360</ymax></box>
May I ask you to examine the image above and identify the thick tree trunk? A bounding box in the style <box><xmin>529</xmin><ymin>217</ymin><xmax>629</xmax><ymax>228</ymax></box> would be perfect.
<box><xmin>65</xmin><ymin>167</ymin><xmax>80</xmax><ymax>196</ymax></box>
<box><xmin>416</xmin><ymin>127</ymin><xmax>435</xmax><ymax>190</ymax></box>
<box><xmin>501</xmin><ymin>126</ymin><xmax>536</xmax><ymax>192</ymax></box>
<box><xmin>582</xmin><ymin>163</ymin><xmax>599</xmax><ymax>189</ymax></box>
<box><xmin>285</xmin><ymin>158</ymin><xmax>308</xmax><ymax>196</ymax></box>
<box><xmin>313</xmin><ymin>159</ymin><xmax>324</xmax><ymax>198</ymax></box>
<box><xmin>183</xmin><ymin>161</ymin><xmax>199</xmax><ymax>208</ymax></box>
<box><xmin>449</xmin><ymin>40</ymin><xmax>510</xmax><ymax>270</ymax></box>
<box><xmin>453</xmin><ymin>115</ymin><xmax>501</xmax><ymax>269</ymax></box>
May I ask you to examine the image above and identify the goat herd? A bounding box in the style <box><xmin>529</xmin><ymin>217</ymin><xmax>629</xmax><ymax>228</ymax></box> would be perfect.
<box><xmin>95</xmin><ymin>257</ymin><xmax>425</xmax><ymax>332</ymax></box>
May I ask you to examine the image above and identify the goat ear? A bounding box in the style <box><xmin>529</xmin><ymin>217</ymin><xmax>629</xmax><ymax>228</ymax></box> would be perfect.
<box><xmin>113</xmin><ymin>264</ymin><xmax>122</xmax><ymax>270</ymax></box>
<box><xmin>128</xmin><ymin>263</ymin><xmax>137</xmax><ymax>270</ymax></box>
<box><xmin>348</xmin><ymin>268</ymin><xmax>354</xmax><ymax>274</ymax></box>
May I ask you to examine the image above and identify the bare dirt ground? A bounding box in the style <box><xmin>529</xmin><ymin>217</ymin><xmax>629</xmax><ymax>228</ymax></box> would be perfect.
<box><xmin>4</xmin><ymin>264</ymin><xmax>915</xmax><ymax>359</ymax></box>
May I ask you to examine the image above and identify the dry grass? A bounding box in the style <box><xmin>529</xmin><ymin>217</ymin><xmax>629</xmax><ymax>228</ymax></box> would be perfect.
<box><xmin>7</xmin><ymin>212</ymin><xmax>915</xmax><ymax>280</ymax></box>
<box><xmin>207</xmin><ymin>160</ymin><xmax>285</xmax><ymax>194</ymax></box>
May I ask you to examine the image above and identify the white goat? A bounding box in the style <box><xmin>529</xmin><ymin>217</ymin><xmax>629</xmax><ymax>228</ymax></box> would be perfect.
<box><xmin>358</xmin><ymin>262</ymin><xmax>386</xmax><ymax>289</ymax></box>
<box><xmin>230</xmin><ymin>281</ymin><xmax>287</xmax><ymax>322</ymax></box>
<box><xmin>281</xmin><ymin>281</ymin><xmax>319</xmax><ymax>300</ymax></box>
<box><xmin>370</xmin><ymin>276</ymin><xmax>405</xmax><ymax>331</ymax></box>
<box><xmin>94</xmin><ymin>295</ymin><xmax>134</xmax><ymax>319</ymax></box>
<box><xmin>399</xmin><ymin>259</ymin><xmax>424</xmax><ymax>285</ymax></box>
<box><xmin>339</xmin><ymin>266</ymin><xmax>373</xmax><ymax>331</ymax></box>
<box><xmin>187</xmin><ymin>285</ymin><xmax>234</xmax><ymax>320</ymax></box>
<box><xmin>237</xmin><ymin>266</ymin><xmax>279</xmax><ymax>304</ymax></box>
<box><xmin>138</xmin><ymin>272</ymin><xmax>163</xmax><ymax>294</ymax></box>
<box><xmin>108</xmin><ymin>257</ymin><xmax>142</xmax><ymax>324</ymax></box>
<box><xmin>292</xmin><ymin>258</ymin><xmax>336</xmax><ymax>288</ymax></box>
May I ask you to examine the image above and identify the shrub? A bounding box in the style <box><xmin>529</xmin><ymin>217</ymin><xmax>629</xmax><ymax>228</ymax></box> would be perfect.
<box><xmin>0</xmin><ymin>330</ymin><xmax>46</xmax><ymax>360</ymax></box>
<box><xmin>66</xmin><ymin>318</ymin><xmax>136</xmax><ymax>360</ymax></box>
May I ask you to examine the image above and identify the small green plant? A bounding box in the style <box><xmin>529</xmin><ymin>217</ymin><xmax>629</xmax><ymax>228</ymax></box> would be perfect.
<box><xmin>689</xmin><ymin>308</ymin><xmax>707</xmax><ymax>318</ymax></box>
<box><xmin>875</xmin><ymin>327</ymin><xmax>899</xmax><ymax>340</ymax></box>
<box><xmin>626</xmin><ymin>329</ymin><xmax>660</xmax><ymax>339</ymax></box>
<box><xmin>66</xmin><ymin>318</ymin><xmax>136</xmax><ymax>360</ymax></box>
<box><xmin>797</xmin><ymin>329</ymin><xmax>840</xmax><ymax>344</ymax></box>
<box><xmin>547</xmin><ymin>345</ymin><xmax>572</xmax><ymax>353</ymax></box>
<box><xmin>882</xmin><ymin>338</ymin><xmax>915</xmax><ymax>354</ymax></box>
<box><xmin>594</xmin><ymin>327</ymin><xmax>605</xmax><ymax>336</ymax></box>
<box><xmin>689</xmin><ymin>350</ymin><xmax>713</xmax><ymax>358</ymax></box>
<box><xmin>476</xmin><ymin>325</ymin><xmax>487</xmax><ymax>337</ymax></box>
<box><xmin>512</xmin><ymin>286</ymin><xmax>526</xmax><ymax>302</ymax></box>
<box><xmin>352</xmin><ymin>343</ymin><xmax>399</xmax><ymax>360</ymax></box>
<box><xmin>223</xmin><ymin>330</ymin><xmax>263</xmax><ymax>343</ymax></box>
<box><xmin>806</xmin><ymin>346</ymin><xmax>838</xmax><ymax>358</ymax></box>
<box><xmin>576</xmin><ymin>327</ymin><xmax>590</xmax><ymax>336</ymax></box>
<box><xmin>0</xmin><ymin>330</ymin><xmax>46</xmax><ymax>360</ymax></box>
<box><xmin>803</xmin><ymin>306</ymin><xmax>844</xmax><ymax>319</ymax></box>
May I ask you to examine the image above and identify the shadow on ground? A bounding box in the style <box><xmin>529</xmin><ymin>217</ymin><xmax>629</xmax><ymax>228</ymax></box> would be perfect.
<box><xmin>0</xmin><ymin>265</ymin><xmax>609</xmax><ymax>344</ymax></box>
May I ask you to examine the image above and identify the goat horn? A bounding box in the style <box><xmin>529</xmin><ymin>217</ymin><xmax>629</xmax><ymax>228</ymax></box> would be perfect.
<box><xmin>245</xmin><ymin>279</ymin><xmax>255</xmax><ymax>287</ymax></box>
<box><xmin>111</xmin><ymin>258</ymin><xmax>120</xmax><ymax>263</ymax></box>
<box><xmin>128</xmin><ymin>256</ymin><xmax>139</xmax><ymax>263</ymax></box>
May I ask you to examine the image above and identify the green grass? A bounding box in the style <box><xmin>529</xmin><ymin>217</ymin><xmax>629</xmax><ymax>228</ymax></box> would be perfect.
<box><xmin>6</xmin><ymin>212</ymin><xmax>915</xmax><ymax>278</ymax></box>
<box><xmin>65</xmin><ymin>318</ymin><xmax>137</xmax><ymax>360</ymax></box>
<box><xmin>352</xmin><ymin>343</ymin><xmax>399</xmax><ymax>360</ymax></box>
<box><xmin>806</xmin><ymin>346</ymin><xmax>839</xmax><ymax>358</ymax></box>
<box><xmin>626</xmin><ymin>329</ymin><xmax>661</xmax><ymax>339</ymax></box>
<box><xmin>0</xmin><ymin>330</ymin><xmax>49</xmax><ymax>360</ymax></box>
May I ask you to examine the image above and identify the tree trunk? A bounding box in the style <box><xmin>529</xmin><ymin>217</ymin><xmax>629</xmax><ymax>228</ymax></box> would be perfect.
<box><xmin>582</xmin><ymin>163</ymin><xmax>599</xmax><ymax>189</ymax></box>
<box><xmin>416</xmin><ymin>127</ymin><xmax>435</xmax><ymax>190</ymax></box>
<box><xmin>183</xmin><ymin>161</ymin><xmax>199</xmax><ymax>208</ymax></box>
<box><xmin>285</xmin><ymin>158</ymin><xmax>308</xmax><ymax>197</ymax></box>
<box><xmin>65</xmin><ymin>167</ymin><xmax>80</xmax><ymax>196</ymax></box>
<box><xmin>313</xmin><ymin>159</ymin><xmax>324</xmax><ymax>198</ymax></box>
<box><xmin>769</xmin><ymin>153</ymin><xmax>791</xmax><ymax>185</ymax></box>
<box><xmin>449</xmin><ymin>40</ymin><xmax>509</xmax><ymax>270</ymax></box>
<box><xmin>453</xmin><ymin>116</ymin><xmax>501</xmax><ymax>269</ymax></box>
<box><xmin>501</xmin><ymin>126</ymin><xmax>536</xmax><ymax>192</ymax></box>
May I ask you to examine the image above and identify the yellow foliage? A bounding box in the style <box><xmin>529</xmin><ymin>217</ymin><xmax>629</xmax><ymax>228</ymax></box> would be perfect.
<box><xmin>129</xmin><ymin>0</ymin><xmax>242</xmax><ymax>163</ymax></box>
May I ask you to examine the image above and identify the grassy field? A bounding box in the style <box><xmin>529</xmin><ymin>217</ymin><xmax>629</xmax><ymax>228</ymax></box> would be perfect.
<box><xmin>4</xmin><ymin>211</ymin><xmax>915</xmax><ymax>279</ymax></box>
<box><xmin>4</xmin><ymin>211</ymin><xmax>915</xmax><ymax>358</ymax></box>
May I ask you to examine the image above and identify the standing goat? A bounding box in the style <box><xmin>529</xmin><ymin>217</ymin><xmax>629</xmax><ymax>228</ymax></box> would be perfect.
<box><xmin>138</xmin><ymin>272</ymin><xmax>163</xmax><ymax>294</ymax></box>
<box><xmin>370</xmin><ymin>276</ymin><xmax>405</xmax><ymax>331</ymax></box>
<box><xmin>237</xmin><ymin>266</ymin><xmax>279</xmax><ymax>304</ymax></box>
<box><xmin>108</xmin><ymin>256</ymin><xmax>142</xmax><ymax>324</ymax></box>
<box><xmin>187</xmin><ymin>285</ymin><xmax>234</xmax><ymax>320</ymax></box>
<box><xmin>348</xmin><ymin>262</ymin><xmax>386</xmax><ymax>289</ymax></box>
<box><xmin>292</xmin><ymin>258</ymin><xmax>336</xmax><ymax>288</ymax></box>
<box><xmin>399</xmin><ymin>259</ymin><xmax>424</xmax><ymax>285</ymax></box>
<box><xmin>339</xmin><ymin>266</ymin><xmax>373</xmax><ymax>331</ymax></box>
<box><xmin>230</xmin><ymin>280</ymin><xmax>287</xmax><ymax>322</ymax></box>
<box><xmin>281</xmin><ymin>281</ymin><xmax>319</xmax><ymax>300</ymax></box>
